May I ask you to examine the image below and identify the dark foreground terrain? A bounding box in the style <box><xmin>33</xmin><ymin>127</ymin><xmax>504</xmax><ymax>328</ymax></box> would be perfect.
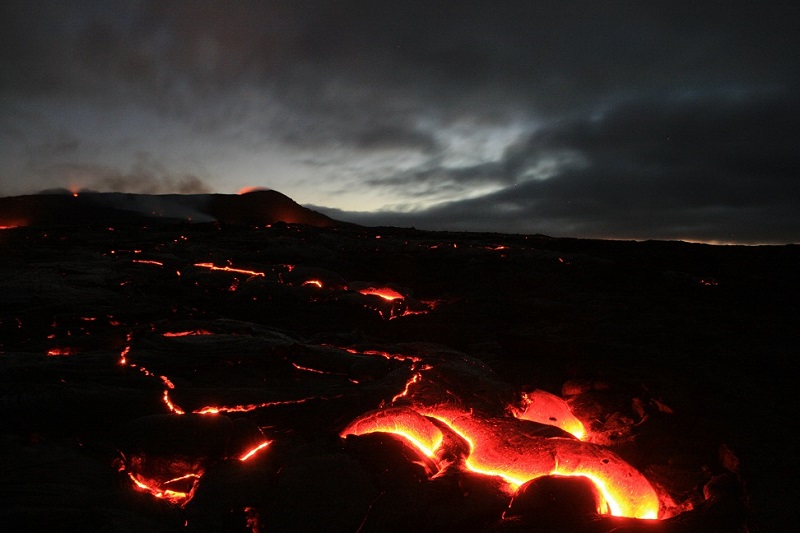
<box><xmin>1</xmin><ymin>221</ymin><xmax>797</xmax><ymax>531</ymax></box>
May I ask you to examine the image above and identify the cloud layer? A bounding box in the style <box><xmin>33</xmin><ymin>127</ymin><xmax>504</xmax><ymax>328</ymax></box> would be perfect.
<box><xmin>2</xmin><ymin>1</ymin><xmax>799</xmax><ymax>242</ymax></box>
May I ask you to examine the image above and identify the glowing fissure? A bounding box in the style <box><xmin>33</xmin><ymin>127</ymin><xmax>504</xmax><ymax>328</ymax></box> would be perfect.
<box><xmin>127</xmin><ymin>472</ymin><xmax>199</xmax><ymax>505</ymax></box>
<box><xmin>132</xmin><ymin>259</ymin><xmax>164</xmax><ymax>267</ymax></box>
<box><xmin>342</xmin><ymin>406</ymin><xmax>660</xmax><ymax>520</ymax></box>
<box><xmin>337</xmin><ymin>346</ymin><xmax>423</xmax><ymax>364</ymax></box>
<box><xmin>291</xmin><ymin>362</ymin><xmax>345</xmax><ymax>377</ymax></box>
<box><xmin>192</xmin><ymin>394</ymin><xmax>346</xmax><ymax>415</ymax></box>
<box><xmin>163</xmin><ymin>390</ymin><xmax>186</xmax><ymax>415</ymax></box>
<box><xmin>239</xmin><ymin>440</ymin><xmax>271</xmax><ymax>461</ymax></box>
<box><xmin>391</xmin><ymin>372</ymin><xmax>422</xmax><ymax>403</ymax></box>
<box><xmin>193</xmin><ymin>262</ymin><xmax>265</xmax><ymax>277</ymax></box>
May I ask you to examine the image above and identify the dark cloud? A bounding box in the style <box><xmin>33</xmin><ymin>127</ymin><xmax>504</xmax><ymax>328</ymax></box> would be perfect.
<box><xmin>2</xmin><ymin>1</ymin><xmax>799</xmax><ymax>243</ymax></box>
<box><xmin>321</xmin><ymin>86</ymin><xmax>800</xmax><ymax>243</ymax></box>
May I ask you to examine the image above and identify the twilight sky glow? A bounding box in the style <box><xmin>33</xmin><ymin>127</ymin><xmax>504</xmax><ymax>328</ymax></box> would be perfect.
<box><xmin>2</xmin><ymin>1</ymin><xmax>799</xmax><ymax>243</ymax></box>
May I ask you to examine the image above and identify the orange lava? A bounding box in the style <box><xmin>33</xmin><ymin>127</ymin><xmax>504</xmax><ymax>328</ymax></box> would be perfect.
<box><xmin>340</xmin><ymin>408</ymin><xmax>443</xmax><ymax>458</ymax></box>
<box><xmin>516</xmin><ymin>389</ymin><xmax>587</xmax><ymax>440</ymax></box>
<box><xmin>342</xmin><ymin>406</ymin><xmax>660</xmax><ymax>520</ymax></box>
<box><xmin>302</xmin><ymin>279</ymin><xmax>323</xmax><ymax>288</ymax></box>
<box><xmin>357</xmin><ymin>287</ymin><xmax>405</xmax><ymax>301</ymax></box>
<box><xmin>132</xmin><ymin>259</ymin><xmax>164</xmax><ymax>266</ymax></box>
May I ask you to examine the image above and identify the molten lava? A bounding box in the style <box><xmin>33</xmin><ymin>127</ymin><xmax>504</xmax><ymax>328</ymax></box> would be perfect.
<box><xmin>342</xmin><ymin>406</ymin><xmax>660</xmax><ymax>520</ymax></box>
<box><xmin>357</xmin><ymin>287</ymin><xmax>404</xmax><ymax>301</ymax></box>
<box><xmin>516</xmin><ymin>389</ymin><xmax>586</xmax><ymax>440</ymax></box>
<box><xmin>341</xmin><ymin>408</ymin><xmax>443</xmax><ymax>458</ymax></box>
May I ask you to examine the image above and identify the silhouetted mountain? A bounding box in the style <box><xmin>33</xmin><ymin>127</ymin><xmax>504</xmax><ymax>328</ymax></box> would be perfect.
<box><xmin>0</xmin><ymin>189</ymin><xmax>336</xmax><ymax>228</ymax></box>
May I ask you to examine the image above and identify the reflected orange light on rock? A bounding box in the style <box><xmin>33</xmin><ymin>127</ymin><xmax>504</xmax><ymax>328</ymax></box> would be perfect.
<box><xmin>342</xmin><ymin>406</ymin><xmax>660</xmax><ymax>520</ymax></box>
<box><xmin>237</xmin><ymin>186</ymin><xmax>267</xmax><ymax>195</ymax></box>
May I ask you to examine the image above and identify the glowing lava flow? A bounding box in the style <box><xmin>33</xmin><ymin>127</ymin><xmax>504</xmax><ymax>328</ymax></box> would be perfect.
<box><xmin>357</xmin><ymin>287</ymin><xmax>404</xmax><ymax>301</ymax></box>
<box><xmin>341</xmin><ymin>407</ymin><xmax>660</xmax><ymax>520</ymax></box>
<box><xmin>341</xmin><ymin>408</ymin><xmax>443</xmax><ymax>458</ymax></box>
<box><xmin>515</xmin><ymin>389</ymin><xmax>586</xmax><ymax>440</ymax></box>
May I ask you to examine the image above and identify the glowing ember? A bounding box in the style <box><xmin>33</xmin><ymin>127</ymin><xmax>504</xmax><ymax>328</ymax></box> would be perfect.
<box><xmin>302</xmin><ymin>279</ymin><xmax>323</xmax><ymax>288</ymax></box>
<box><xmin>516</xmin><ymin>389</ymin><xmax>587</xmax><ymax>440</ymax></box>
<box><xmin>47</xmin><ymin>347</ymin><xmax>77</xmax><ymax>357</ymax></box>
<box><xmin>357</xmin><ymin>287</ymin><xmax>404</xmax><ymax>301</ymax></box>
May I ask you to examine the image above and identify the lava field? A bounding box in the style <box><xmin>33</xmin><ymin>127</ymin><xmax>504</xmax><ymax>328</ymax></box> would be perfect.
<box><xmin>1</xmin><ymin>217</ymin><xmax>797</xmax><ymax>531</ymax></box>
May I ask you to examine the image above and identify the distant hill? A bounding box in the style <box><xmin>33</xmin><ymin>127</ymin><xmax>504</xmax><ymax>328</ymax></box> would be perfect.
<box><xmin>0</xmin><ymin>189</ymin><xmax>337</xmax><ymax>228</ymax></box>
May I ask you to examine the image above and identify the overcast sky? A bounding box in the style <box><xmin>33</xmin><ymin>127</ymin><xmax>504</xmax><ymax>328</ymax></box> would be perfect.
<box><xmin>2</xmin><ymin>1</ymin><xmax>798</xmax><ymax>243</ymax></box>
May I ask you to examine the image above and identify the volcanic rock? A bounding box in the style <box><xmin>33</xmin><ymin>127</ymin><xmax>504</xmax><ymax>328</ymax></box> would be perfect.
<box><xmin>2</xmin><ymin>211</ymin><xmax>795</xmax><ymax>531</ymax></box>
